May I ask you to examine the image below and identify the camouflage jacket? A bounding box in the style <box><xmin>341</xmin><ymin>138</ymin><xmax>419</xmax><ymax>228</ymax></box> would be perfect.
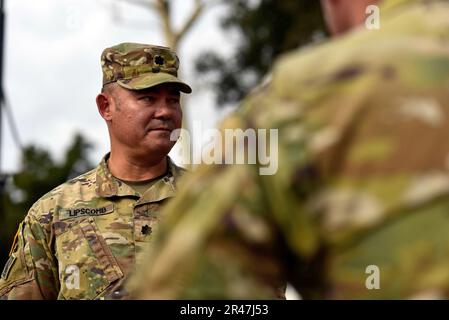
<box><xmin>0</xmin><ymin>155</ymin><xmax>185</xmax><ymax>300</ymax></box>
<box><xmin>128</xmin><ymin>0</ymin><xmax>449</xmax><ymax>299</ymax></box>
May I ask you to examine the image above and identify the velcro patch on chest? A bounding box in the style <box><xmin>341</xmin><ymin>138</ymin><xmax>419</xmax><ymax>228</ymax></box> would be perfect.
<box><xmin>60</xmin><ymin>204</ymin><xmax>115</xmax><ymax>221</ymax></box>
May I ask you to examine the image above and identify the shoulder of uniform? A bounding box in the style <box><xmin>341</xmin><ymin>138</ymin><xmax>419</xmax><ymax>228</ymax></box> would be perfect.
<box><xmin>65</xmin><ymin>167</ymin><xmax>98</xmax><ymax>186</ymax></box>
<box><xmin>28</xmin><ymin>168</ymin><xmax>98</xmax><ymax>221</ymax></box>
<box><xmin>271</xmin><ymin>11</ymin><xmax>441</xmax><ymax>93</ymax></box>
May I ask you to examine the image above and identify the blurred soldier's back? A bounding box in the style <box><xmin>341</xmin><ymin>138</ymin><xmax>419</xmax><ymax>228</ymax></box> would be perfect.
<box><xmin>129</xmin><ymin>0</ymin><xmax>449</xmax><ymax>299</ymax></box>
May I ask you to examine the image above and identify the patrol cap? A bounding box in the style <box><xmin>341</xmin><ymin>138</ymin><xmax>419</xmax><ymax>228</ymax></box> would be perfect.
<box><xmin>101</xmin><ymin>42</ymin><xmax>192</xmax><ymax>93</ymax></box>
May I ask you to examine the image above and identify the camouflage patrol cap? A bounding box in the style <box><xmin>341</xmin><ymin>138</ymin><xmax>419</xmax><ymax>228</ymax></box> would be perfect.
<box><xmin>101</xmin><ymin>42</ymin><xmax>192</xmax><ymax>93</ymax></box>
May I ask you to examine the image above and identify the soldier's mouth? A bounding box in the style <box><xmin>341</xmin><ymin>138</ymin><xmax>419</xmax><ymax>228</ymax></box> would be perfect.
<box><xmin>149</xmin><ymin>128</ymin><xmax>171</xmax><ymax>132</ymax></box>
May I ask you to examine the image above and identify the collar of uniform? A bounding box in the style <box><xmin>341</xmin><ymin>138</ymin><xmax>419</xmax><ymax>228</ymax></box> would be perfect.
<box><xmin>135</xmin><ymin>157</ymin><xmax>185</xmax><ymax>205</ymax></box>
<box><xmin>95</xmin><ymin>153</ymin><xmax>132</xmax><ymax>197</ymax></box>
<box><xmin>95</xmin><ymin>153</ymin><xmax>185</xmax><ymax>199</ymax></box>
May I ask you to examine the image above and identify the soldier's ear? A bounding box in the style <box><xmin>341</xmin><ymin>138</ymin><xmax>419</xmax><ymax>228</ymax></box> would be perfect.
<box><xmin>96</xmin><ymin>93</ymin><xmax>113</xmax><ymax>121</ymax></box>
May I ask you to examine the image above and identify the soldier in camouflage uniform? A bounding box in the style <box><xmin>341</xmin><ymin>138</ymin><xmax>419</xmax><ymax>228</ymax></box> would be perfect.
<box><xmin>0</xmin><ymin>43</ymin><xmax>192</xmax><ymax>299</ymax></box>
<box><xmin>127</xmin><ymin>0</ymin><xmax>449</xmax><ymax>299</ymax></box>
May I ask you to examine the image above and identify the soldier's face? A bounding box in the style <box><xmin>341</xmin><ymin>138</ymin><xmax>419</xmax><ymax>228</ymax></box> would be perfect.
<box><xmin>107</xmin><ymin>83</ymin><xmax>182</xmax><ymax>158</ymax></box>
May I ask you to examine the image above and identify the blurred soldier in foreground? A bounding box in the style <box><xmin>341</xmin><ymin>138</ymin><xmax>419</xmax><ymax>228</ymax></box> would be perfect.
<box><xmin>128</xmin><ymin>0</ymin><xmax>449</xmax><ymax>299</ymax></box>
<box><xmin>0</xmin><ymin>43</ymin><xmax>191</xmax><ymax>299</ymax></box>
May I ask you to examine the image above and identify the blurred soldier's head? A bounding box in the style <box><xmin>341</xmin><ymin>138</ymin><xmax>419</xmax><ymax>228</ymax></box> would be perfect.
<box><xmin>95</xmin><ymin>43</ymin><xmax>192</xmax><ymax>163</ymax></box>
<box><xmin>320</xmin><ymin>0</ymin><xmax>380</xmax><ymax>36</ymax></box>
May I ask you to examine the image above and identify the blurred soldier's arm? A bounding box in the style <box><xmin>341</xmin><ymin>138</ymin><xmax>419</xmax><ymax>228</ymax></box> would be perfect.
<box><xmin>126</xmin><ymin>98</ymin><xmax>318</xmax><ymax>299</ymax></box>
<box><xmin>128</xmin><ymin>0</ymin><xmax>449</xmax><ymax>300</ymax></box>
<box><xmin>0</xmin><ymin>205</ymin><xmax>59</xmax><ymax>299</ymax></box>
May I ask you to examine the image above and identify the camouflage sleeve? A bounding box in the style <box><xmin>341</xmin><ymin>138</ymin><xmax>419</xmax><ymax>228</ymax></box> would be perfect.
<box><xmin>0</xmin><ymin>210</ymin><xmax>59</xmax><ymax>299</ymax></box>
<box><xmin>127</xmin><ymin>115</ymin><xmax>288</xmax><ymax>299</ymax></box>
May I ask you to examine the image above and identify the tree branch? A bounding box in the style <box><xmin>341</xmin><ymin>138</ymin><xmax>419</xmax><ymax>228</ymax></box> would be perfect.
<box><xmin>153</xmin><ymin>0</ymin><xmax>177</xmax><ymax>49</ymax></box>
<box><xmin>174</xmin><ymin>0</ymin><xmax>204</xmax><ymax>44</ymax></box>
<box><xmin>119</xmin><ymin>0</ymin><xmax>218</xmax><ymax>50</ymax></box>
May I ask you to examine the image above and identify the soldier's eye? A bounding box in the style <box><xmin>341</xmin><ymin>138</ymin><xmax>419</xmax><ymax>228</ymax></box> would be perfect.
<box><xmin>168</xmin><ymin>97</ymin><xmax>180</xmax><ymax>104</ymax></box>
<box><xmin>139</xmin><ymin>96</ymin><xmax>156</xmax><ymax>104</ymax></box>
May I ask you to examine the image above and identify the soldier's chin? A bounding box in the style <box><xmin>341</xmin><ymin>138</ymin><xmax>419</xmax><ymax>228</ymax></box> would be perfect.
<box><xmin>145</xmin><ymin>139</ymin><xmax>175</xmax><ymax>155</ymax></box>
<box><xmin>146</xmin><ymin>130</ymin><xmax>174</xmax><ymax>143</ymax></box>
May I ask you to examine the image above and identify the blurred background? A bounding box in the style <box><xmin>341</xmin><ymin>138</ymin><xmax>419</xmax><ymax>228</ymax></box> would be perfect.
<box><xmin>0</xmin><ymin>0</ymin><xmax>326</xmax><ymax>296</ymax></box>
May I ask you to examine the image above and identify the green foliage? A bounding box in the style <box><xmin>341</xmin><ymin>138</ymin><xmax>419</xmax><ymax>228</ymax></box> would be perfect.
<box><xmin>195</xmin><ymin>0</ymin><xmax>327</xmax><ymax>106</ymax></box>
<box><xmin>0</xmin><ymin>133</ymin><xmax>94</xmax><ymax>267</ymax></box>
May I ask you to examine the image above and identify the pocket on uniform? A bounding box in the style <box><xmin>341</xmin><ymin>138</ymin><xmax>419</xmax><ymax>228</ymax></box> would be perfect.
<box><xmin>55</xmin><ymin>217</ymin><xmax>123</xmax><ymax>300</ymax></box>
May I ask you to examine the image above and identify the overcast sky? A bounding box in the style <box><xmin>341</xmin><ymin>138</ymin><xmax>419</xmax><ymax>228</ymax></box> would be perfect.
<box><xmin>2</xmin><ymin>0</ymin><xmax>237</xmax><ymax>172</ymax></box>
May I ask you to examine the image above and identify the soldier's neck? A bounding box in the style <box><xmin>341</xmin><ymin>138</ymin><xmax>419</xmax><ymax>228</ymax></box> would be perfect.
<box><xmin>107</xmin><ymin>152</ymin><xmax>168</xmax><ymax>182</ymax></box>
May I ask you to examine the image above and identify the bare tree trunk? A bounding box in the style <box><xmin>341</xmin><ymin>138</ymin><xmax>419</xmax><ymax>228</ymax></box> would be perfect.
<box><xmin>152</xmin><ymin>0</ymin><xmax>204</xmax><ymax>50</ymax></box>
